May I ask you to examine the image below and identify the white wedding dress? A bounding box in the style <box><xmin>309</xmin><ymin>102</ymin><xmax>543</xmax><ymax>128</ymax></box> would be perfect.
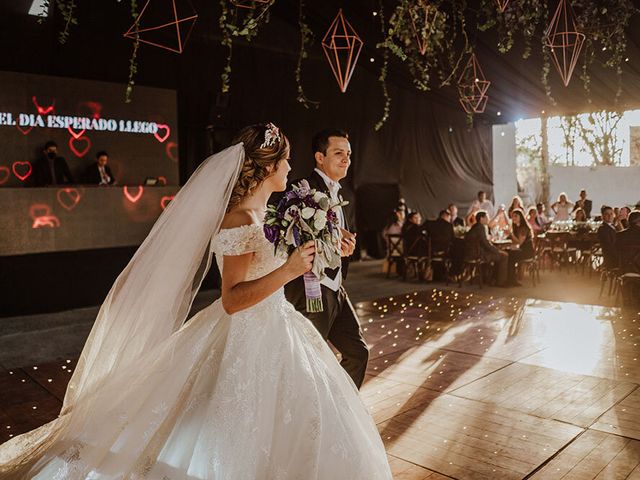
<box><xmin>0</xmin><ymin>222</ymin><xmax>392</xmax><ymax>479</ymax></box>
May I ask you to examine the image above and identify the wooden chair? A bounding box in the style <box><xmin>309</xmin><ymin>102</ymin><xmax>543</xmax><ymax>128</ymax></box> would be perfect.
<box><xmin>403</xmin><ymin>233</ymin><xmax>431</xmax><ymax>282</ymax></box>
<box><xmin>385</xmin><ymin>234</ymin><xmax>403</xmax><ymax>278</ymax></box>
<box><xmin>458</xmin><ymin>243</ymin><xmax>485</xmax><ymax>288</ymax></box>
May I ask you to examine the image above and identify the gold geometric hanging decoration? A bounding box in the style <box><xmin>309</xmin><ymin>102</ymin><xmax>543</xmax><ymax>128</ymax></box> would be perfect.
<box><xmin>321</xmin><ymin>9</ymin><xmax>364</xmax><ymax>93</ymax></box>
<box><xmin>543</xmin><ymin>0</ymin><xmax>585</xmax><ymax>87</ymax></box>
<box><xmin>457</xmin><ymin>53</ymin><xmax>491</xmax><ymax>114</ymax></box>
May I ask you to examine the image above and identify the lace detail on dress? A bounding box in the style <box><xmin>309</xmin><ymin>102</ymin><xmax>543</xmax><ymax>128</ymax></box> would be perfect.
<box><xmin>212</xmin><ymin>223</ymin><xmax>287</xmax><ymax>284</ymax></box>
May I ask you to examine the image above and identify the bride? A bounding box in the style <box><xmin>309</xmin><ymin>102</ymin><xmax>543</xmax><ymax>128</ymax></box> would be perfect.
<box><xmin>0</xmin><ymin>123</ymin><xmax>392</xmax><ymax>479</ymax></box>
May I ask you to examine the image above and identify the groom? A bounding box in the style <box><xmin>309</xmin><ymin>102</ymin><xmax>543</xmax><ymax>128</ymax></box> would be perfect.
<box><xmin>284</xmin><ymin>128</ymin><xmax>369</xmax><ymax>389</ymax></box>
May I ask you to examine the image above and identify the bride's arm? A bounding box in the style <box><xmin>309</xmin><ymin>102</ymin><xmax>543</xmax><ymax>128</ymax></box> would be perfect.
<box><xmin>221</xmin><ymin>240</ymin><xmax>315</xmax><ymax>315</ymax></box>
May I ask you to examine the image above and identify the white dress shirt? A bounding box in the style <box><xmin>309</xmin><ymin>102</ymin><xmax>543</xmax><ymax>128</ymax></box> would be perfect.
<box><xmin>314</xmin><ymin>168</ymin><xmax>344</xmax><ymax>291</ymax></box>
<box><xmin>98</xmin><ymin>165</ymin><xmax>111</xmax><ymax>185</ymax></box>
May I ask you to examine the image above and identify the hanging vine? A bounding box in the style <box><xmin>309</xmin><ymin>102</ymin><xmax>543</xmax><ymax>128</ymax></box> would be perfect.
<box><xmin>124</xmin><ymin>0</ymin><xmax>140</xmax><ymax>103</ymax></box>
<box><xmin>295</xmin><ymin>0</ymin><xmax>319</xmax><ymax>108</ymax></box>
<box><xmin>476</xmin><ymin>0</ymin><xmax>546</xmax><ymax>59</ymax></box>
<box><xmin>218</xmin><ymin>0</ymin><xmax>275</xmax><ymax>94</ymax></box>
<box><xmin>374</xmin><ymin>0</ymin><xmax>391</xmax><ymax>131</ymax></box>
<box><xmin>56</xmin><ymin>0</ymin><xmax>78</xmax><ymax>44</ymax></box>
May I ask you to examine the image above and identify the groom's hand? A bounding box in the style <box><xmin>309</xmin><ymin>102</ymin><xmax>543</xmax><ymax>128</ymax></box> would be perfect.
<box><xmin>340</xmin><ymin>229</ymin><xmax>356</xmax><ymax>257</ymax></box>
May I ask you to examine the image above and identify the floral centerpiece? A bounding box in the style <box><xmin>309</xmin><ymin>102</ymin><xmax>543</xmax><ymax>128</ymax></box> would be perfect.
<box><xmin>264</xmin><ymin>180</ymin><xmax>347</xmax><ymax>313</ymax></box>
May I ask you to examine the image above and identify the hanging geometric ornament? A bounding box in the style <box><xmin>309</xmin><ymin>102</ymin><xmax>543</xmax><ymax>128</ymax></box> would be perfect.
<box><xmin>408</xmin><ymin>1</ymin><xmax>440</xmax><ymax>56</ymax></box>
<box><xmin>321</xmin><ymin>9</ymin><xmax>363</xmax><ymax>93</ymax></box>
<box><xmin>543</xmin><ymin>0</ymin><xmax>585</xmax><ymax>86</ymax></box>
<box><xmin>124</xmin><ymin>0</ymin><xmax>198</xmax><ymax>53</ymax></box>
<box><xmin>457</xmin><ymin>53</ymin><xmax>491</xmax><ymax>114</ymax></box>
<box><xmin>230</xmin><ymin>0</ymin><xmax>271</xmax><ymax>8</ymax></box>
<box><xmin>495</xmin><ymin>0</ymin><xmax>510</xmax><ymax>12</ymax></box>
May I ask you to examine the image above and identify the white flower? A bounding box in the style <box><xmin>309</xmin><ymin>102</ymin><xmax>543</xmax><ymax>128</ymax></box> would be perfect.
<box><xmin>284</xmin><ymin>205</ymin><xmax>299</xmax><ymax>221</ymax></box>
<box><xmin>313</xmin><ymin>191</ymin><xmax>325</xmax><ymax>202</ymax></box>
<box><xmin>314</xmin><ymin>210</ymin><xmax>327</xmax><ymax>229</ymax></box>
<box><xmin>301</xmin><ymin>207</ymin><xmax>316</xmax><ymax>219</ymax></box>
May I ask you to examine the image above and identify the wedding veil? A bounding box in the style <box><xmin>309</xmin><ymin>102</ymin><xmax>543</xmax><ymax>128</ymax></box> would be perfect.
<box><xmin>63</xmin><ymin>142</ymin><xmax>245</xmax><ymax>411</ymax></box>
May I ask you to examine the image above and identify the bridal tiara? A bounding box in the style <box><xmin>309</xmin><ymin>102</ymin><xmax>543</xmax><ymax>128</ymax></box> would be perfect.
<box><xmin>260</xmin><ymin>122</ymin><xmax>281</xmax><ymax>149</ymax></box>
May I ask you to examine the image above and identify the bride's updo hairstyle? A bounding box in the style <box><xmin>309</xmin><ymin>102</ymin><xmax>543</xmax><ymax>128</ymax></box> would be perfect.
<box><xmin>227</xmin><ymin>123</ymin><xmax>290</xmax><ymax>212</ymax></box>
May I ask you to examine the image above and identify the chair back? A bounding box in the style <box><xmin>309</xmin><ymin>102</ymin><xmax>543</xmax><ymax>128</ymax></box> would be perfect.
<box><xmin>386</xmin><ymin>234</ymin><xmax>403</xmax><ymax>259</ymax></box>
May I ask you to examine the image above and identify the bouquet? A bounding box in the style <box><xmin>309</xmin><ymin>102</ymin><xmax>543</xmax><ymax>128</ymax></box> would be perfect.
<box><xmin>264</xmin><ymin>180</ymin><xmax>347</xmax><ymax>313</ymax></box>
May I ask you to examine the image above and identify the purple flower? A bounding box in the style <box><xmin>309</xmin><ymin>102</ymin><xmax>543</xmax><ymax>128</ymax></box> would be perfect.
<box><xmin>293</xmin><ymin>225</ymin><xmax>301</xmax><ymax>247</ymax></box>
<box><xmin>263</xmin><ymin>224</ymin><xmax>279</xmax><ymax>244</ymax></box>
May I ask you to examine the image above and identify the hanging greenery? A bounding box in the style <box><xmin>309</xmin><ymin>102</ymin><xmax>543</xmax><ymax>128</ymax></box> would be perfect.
<box><xmin>125</xmin><ymin>0</ymin><xmax>140</xmax><ymax>104</ymax></box>
<box><xmin>374</xmin><ymin>0</ymin><xmax>391</xmax><ymax>131</ymax></box>
<box><xmin>477</xmin><ymin>0</ymin><xmax>546</xmax><ymax>59</ymax></box>
<box><xmin>573</xmin><ymin>0</ymin><xmax>637</xmax><ymax>102</ymax></box>
<box><xmin>295</xmin><ymin>0</ymin><xmax>319</xmax><ymax>109</ymax></box>
<box><xmin>56</xmin><ymin>0</ymin><xmax>78</xmax><ymax>44</ymax></box>
<box><xmin>218</xmin><ymin>0</ymin><xmax>275</xmax><ymax>94</ymax></box>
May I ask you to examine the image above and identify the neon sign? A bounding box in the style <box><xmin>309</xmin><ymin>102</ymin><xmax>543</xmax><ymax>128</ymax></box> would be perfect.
<box><xmin>123</xmin><ymin>186</ymin><xmax>144</xmax><ymax>203</ymax></box>
<box><xmin>0</xmin><ymin>166</ymin><xmax>10</xmax><ymax>185</ymax></box>
<box><xmin>160</xmin><ymin>195</ymin><xmax>174</xmax><ymax>210</ymax></box>
<box><xmin>32</xmin><ymin>96</ymin><xmax>55</xmax><ymax>116</ymax></box>
<box><xmin>0</xmin><ymin>112</ymin><xmax>165</xmax><ymax>137</ymax></box>
<box><xmin>57</xmin><ymin>188</ymin><xmax>82</xmax><ymax>211</ymax></box>
<box><xmin>68</xmin><ymin>135</ymin><xmax>92</xmax><ymax>158</ymax></box>
<box><xmin>29</xmin><ymin>204</ymin><xmax>60</xmax><ymax>229</ymax></box>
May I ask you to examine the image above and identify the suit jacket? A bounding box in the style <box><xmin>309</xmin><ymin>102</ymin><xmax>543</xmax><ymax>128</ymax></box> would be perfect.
<box><xmin>275</xmin><ymin>170</ymin><xmax>352</xmax><ymax>288</ymax></box>
<box><xmin>33</xmin><ymin>155</ymin><xmax>74</xmax><ymax>186</ymax></box>
<box><xmin>83</xmin><ymin>163</ymin><xmax>115</xmax><ymax>185</ymax></box>
<box><xmin>597</xmin><ymin>223</ymin><xmax>617</xmax><ymax>268</ymax></box>
<box><xmin>616</xmin><ymin>226</ymin><xmax>640</xmax><ymax>273</ymax></box>
<box><xmin>573</xmin><ymin>199</ymin><xmax>593</xmax><ymax>218</ymax></box>
<box><xmin>464</xmin><ymin>222</ymin><xmax>501</xmax><ymax>261</ymax></box>
<box><xmin>424</xmin><ymin>218</ymin><xmax>454</xmax><ymax>254</ymax></box>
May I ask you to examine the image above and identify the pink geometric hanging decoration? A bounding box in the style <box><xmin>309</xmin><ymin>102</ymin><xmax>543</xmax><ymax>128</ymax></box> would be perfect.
<box><xmin>230</xmin><ymin>0</ymin><xmax>271</xmax><ymax>8</ymax></box>
<box><xmin>495</xmin><ymin>0</ymin><xmax>510</xmax><ymax>12</ymax></box>
<box><xmin>457</xmin><ymin>53</ymin><xmax>491</xmax><ymax>114</ymax></box>
<box><xmin>543</xmin><ymin>0</ymin><xmax>585</xmax><ymax>87</ymax></box>
<box><xmin>124</xmin><ymin>0</ymin><xmax>198</xmax><ymax>54</ymax></box>
<box><xmin>409</xmin><ymin>1</ymin><xmax>440</xmax><ymax>56</ymax></box>
<box><xmin>321</xmin><ymin>9</ymin><xmax>364</xmax><ymax>93</ymax></box>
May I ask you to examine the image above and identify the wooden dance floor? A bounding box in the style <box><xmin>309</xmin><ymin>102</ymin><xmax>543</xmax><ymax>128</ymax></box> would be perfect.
<box><xmin>1</xmin><ymin>289</ymin><xmax>639</xmax><ymax>479</ymax></box>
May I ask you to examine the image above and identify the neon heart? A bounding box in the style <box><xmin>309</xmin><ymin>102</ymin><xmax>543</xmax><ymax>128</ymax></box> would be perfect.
<box><xmin>12</xmin><ymin>161</ymin><xmax>32</xmax><ymax>181</ymax></box>
<box><xmin>154</xmin><ymin>124</ymin><xmax>170</xmax><ymax>143</ymax></box>
<box><xmin>33</xmin><ymin>216</ymin><xmax>61</xmax><ymax>228</ymax></box>
<box><xmin>157</xmin><ymin>176</ymin><xmax>167</xmax><ymax>185</ymax></box>
<box><xmin>160</xmin><ymin>195</ymin><xmax>175</xmax><ymax>210</ymax></box>
<box><xmin>165</xmin><ymin>141</ymin><xmax>178</xmax><ymax>162</ymax></box>
<box><xmin>16</xmin><ymin>124</ymin><xmax>33</xmax><ymax>135</ymax></box>
<box><xmin>29</xmin><ymin>203</ymin><xmax>53</xmax><ymax>219</ymax></box>
<box><xmin>57</xmin><ymin>188</ymin><xmax>82</xmax><ymax>211</ymax></box>
<box><xmin>67</xmin><ymin>126</ymin><xmax>86</xmax><ymax>139</ymax></box>
<box><xmin>68</xmin><ymin>135</ymin><xmax>91</xmax><ymax>158</ymax></box>
<box><xmin>124</xmin><ymin>186</ymin><xmax>144</xmax><ymax>203</ymax></box>
<box><xmin>0</xmin><ymin>166</ymin><xmax>10</xmax><ymax>185</ymax></box>
<box><xmin>32</xmin><ymin>96</ymin><xmax>55</xmax><ymax>115</ymax></box>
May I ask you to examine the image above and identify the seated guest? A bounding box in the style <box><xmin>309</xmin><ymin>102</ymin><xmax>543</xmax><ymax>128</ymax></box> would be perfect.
<box><xmin>468</xmin><ymin>190</ymin><xmax>495</xmax><ymax>218</ymax></box>
<box><xmin>489</xmin><ymin>204</ymin><xmax>511</xmax><ymax>238</ymax></box>
<box><xmin>616</xmin><ymin>211</ymin><xmax>640</xmax><ymax>273</ymax></box>
<box><xmin>83</xmin><ymin>150</ymin><xmax>116</xmax><ymax>185</ymax></box>
<box><xmin>573</xmin><ymin>189</ymin><xmax>593</xmax><ymax>218</ymax></box>
<box><xmin>551</xmin><ymin>193</ymin><xmax>573</xmax><ymax>221</ymax></box>
<box><xmin>448</xmin><ymin>203</ymin><xmax>465</xmax><ymax>227</ymax></box>
<box><xmin>573</xmin><ymin>207</ymin><xmax>587</xmax><ymax>223</ymax></box>
<box><xmin>402</xmin><ymin>211</ymin><xmax>428</xmax><ymax>256</ymax></box>
<box><xmin>466</xmin><ymin>204</ymin><xmax>480</xmax><ymax>227</ymax></box>
<box><xmin>536</xmin><ymin>202</ymin><xmax>550</xmax><ymax>227</ymax></box>
<box><xmin>507</xmin><ymin>195</ymin><xmax>524</xmax><ymax>217</ymax></box>
<box><xmin>527</xmin><ymin>206</ymin><xmax>544</xmax><ymax>234</ymax></box>
<box><xmin>464</xmin><ymin>211</ymin><xmax>508</xmax><ymax>286</ymax></box>
<box><xmin>382</xmin><ymin>207</ymin><xmax>404</xmax><ymax>246</ymax></box>
<box><xmin>508</xmin><ymin>209</ymin><xmax>535</xmax><ymax>286</ymax></box>
<box><xmin>615</xmin><ymin>206</ymin><xmax>631</xmax><ymax>231</ymax></box>
<box><xmin>598</xmin><ymin>205</ymin><xmax>617</xmax><ymax>269</ymax></box>
<box><xmin>33</xmin><ymin>140</ymin><xmax>74</xmax><ymax>186</ymax></box>
<box><xmin>426</xmin><ymin>209</ymin><xmax>454</xmax><ymax>254</ymax></box>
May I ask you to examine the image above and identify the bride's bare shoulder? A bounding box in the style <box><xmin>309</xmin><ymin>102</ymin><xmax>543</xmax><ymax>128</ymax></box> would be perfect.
<box><xmin>220</xmin><ymin>209</ymin><xmax>257</xmax><ymax>230</ymax></box>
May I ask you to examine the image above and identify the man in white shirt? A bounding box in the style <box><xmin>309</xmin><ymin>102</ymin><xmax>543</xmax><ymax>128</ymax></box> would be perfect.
<box><xmin>83</xmin><ymin>150</ymin><xmax>116</xmax><ymax>185</ymax></box>
<box><xmin>282</xmin><ymin>128</ymin><xmax>368</xmax><ymax>388</ymax></box>
<box><xmin>467</xmin><ymin>190</ymin><xmax>495</xmax><ymax>219</ymax></box>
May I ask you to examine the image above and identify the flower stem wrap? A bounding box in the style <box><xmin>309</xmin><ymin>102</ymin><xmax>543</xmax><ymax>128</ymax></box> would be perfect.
<box><xmin>303</xmin><ymin>271</ymin><xmax>323</xmax><ymax>313</ymax></box>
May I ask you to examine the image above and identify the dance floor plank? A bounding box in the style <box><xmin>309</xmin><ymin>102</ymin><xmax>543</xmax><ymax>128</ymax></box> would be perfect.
<box><xmin>591</xmin><ymin>386</ymin><xmax>640</xmax><ymax>440</ymax></box>
<box><xmin>530</xmin><ymin>430</ymin><xmax>640</xmax><ymax>479</ymax></box>
<box><xmin>377</xmin><ymin>393</ymin><xmax>583</xmax><ymax>480</ymax></box>
<box><xmin>387</xmin><ymin>454</ymin><xmax>452</xmax><ymax>479</ymax></box>
<box><xmin>452</xmin><ymin>363</ymin><xmax>637</xmax><ymax>427</ymax></box>
<box><xmin>366</xmin><ymin>344</ymin><xmax>510</xmax><ymax>394</ymax></box>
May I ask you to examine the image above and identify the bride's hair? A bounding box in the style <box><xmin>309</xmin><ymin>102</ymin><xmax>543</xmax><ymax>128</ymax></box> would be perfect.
<box><xmin>227</xmin><ymin>123</ymin><xmax>290</xmax><ymax>212</ymax></box>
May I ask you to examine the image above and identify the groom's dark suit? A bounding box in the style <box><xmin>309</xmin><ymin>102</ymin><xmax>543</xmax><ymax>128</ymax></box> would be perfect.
<box><xmin>282</xmin><ymin>170</ymin><xmax>369</xmax><ymax>388</ymax></box>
